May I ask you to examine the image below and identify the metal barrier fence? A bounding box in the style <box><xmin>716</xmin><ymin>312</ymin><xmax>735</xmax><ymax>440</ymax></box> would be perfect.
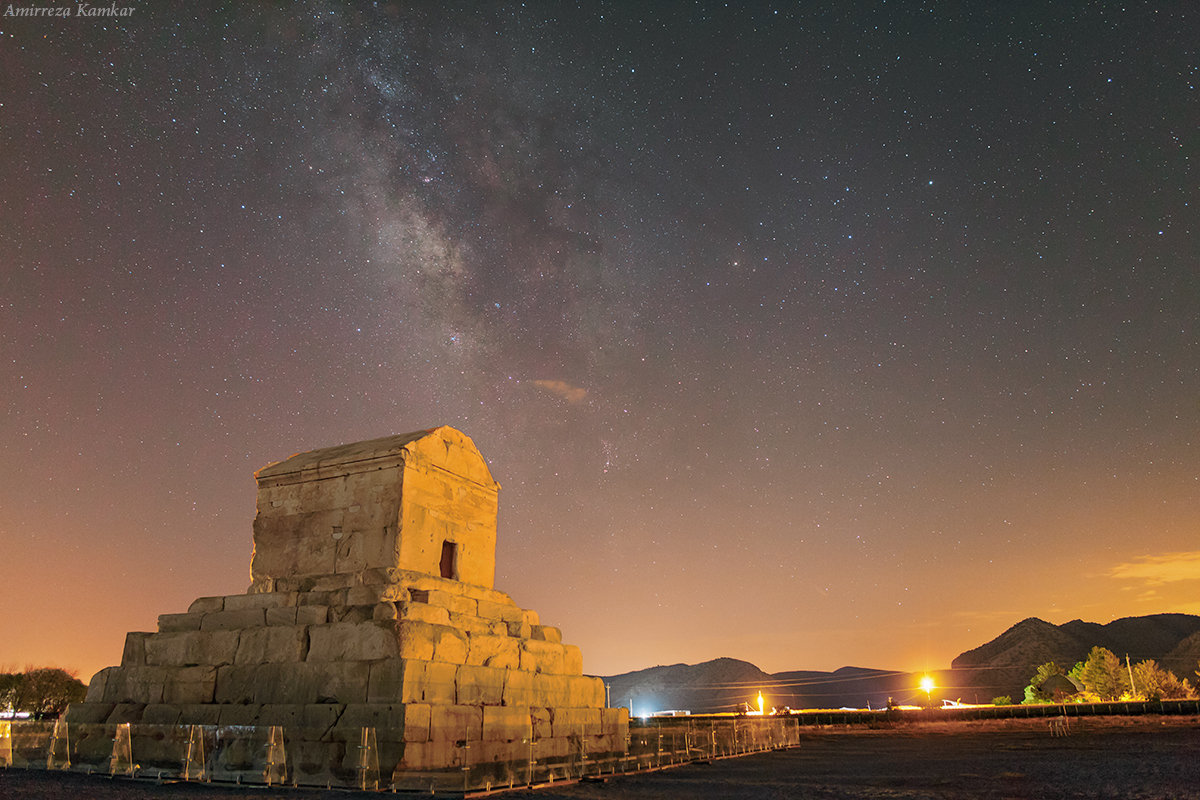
<box><xmin>0</xmin><ymin>715</ymin><xmax>800</xmax><ymax>793</ymax></box>
<box><xmin>784</xmin><ymin>698</ymin><xmax>1200</xmax><ymax>727</ymax></box>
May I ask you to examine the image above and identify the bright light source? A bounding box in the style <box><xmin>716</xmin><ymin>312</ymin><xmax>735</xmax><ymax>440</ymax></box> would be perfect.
<box><xmin>920</xmin><ymin>676</ymin><xmax>935</xmax><ymax>694</ymax></box>
<box><xmin>757</xmin><ymin>692</ymin><xmax>764</xmax><ymax>716</ymax></box>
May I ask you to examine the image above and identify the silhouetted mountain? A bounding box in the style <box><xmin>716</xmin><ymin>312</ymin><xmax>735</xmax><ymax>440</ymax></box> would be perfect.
<box><xmin>952</xmin><ymin>614</ymin><xmax>1200</xmax><ymax>701</ymax></box>
<box><xmin>602</xmin><ymin>614</ymin><xmax>1200</xmax><ymax>713</ymax></box>
<box><xmin>604</xmin><ymin>658</ymin><xmax>946</xmax><ymax>713</ymax></box>
<box><xmin>1163</xmin><ymin>631</ymin><xmax>1200</xmax><ymax>684</ymax></box>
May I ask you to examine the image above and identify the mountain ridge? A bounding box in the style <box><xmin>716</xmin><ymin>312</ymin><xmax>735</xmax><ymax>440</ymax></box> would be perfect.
<box><xmin>603</xmin><ymin>614</ymin><xmax>1200</xmax><ymax>712</ymax></box>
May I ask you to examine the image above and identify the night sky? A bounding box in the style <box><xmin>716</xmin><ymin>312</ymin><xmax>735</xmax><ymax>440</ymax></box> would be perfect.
<box><xmin>3</xmin><ymin>3</ymin><xmax>1198</xmax><ymax>686</ymax></box>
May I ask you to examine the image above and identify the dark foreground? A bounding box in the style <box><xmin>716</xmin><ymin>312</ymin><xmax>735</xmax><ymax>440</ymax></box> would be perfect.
<box><xmin>5</xmin><ymin>717</ymin><xmax>1200</xmax><ymax>799</ymax></box>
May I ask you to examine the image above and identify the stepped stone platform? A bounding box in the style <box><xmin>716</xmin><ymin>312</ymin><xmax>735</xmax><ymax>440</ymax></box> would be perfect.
<box><xmin>67</xmin><ymin>426</ymin><xmax>627</xmax><ymax>785</ymax></box>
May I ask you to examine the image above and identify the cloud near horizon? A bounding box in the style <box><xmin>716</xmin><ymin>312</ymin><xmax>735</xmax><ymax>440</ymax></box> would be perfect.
<box><xmin>1108</xmin><ymin>551</ymin><xmax>1200</xmax><ymax>587</ymax></box>
<box><xmin>532</xmin><ymin>379</ymin><xmax>587</xmax><ymax>403</ymax></box>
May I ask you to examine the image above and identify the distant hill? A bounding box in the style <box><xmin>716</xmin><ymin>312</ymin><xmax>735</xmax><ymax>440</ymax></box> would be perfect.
<box><xmin>604</xmin><ymin>658</ymin><xmax>943</xmax><ymax>714</ymax></box>
<box><xmin>952</xmin><ymin>613</ymin><xmax>1200</xmax><ymax>701</ymax></box>
<box><xmin>602</xmin><ymin>614</ymin><xmax>1200</xmax><ymax>713</ymax></box>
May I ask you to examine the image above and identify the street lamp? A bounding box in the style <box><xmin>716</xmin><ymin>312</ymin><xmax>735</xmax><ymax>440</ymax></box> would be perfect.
<box><xmin>920</xmin><ymin>675</ymin><xmax>935</xmax><ymax>708</ymax></box>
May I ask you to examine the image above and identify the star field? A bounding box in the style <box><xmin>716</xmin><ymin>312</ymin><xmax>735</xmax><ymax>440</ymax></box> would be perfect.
<box><xmin>1</xmin><ymin>3</ymin><xmax>1197</xmax><ymax>682</ymax></box>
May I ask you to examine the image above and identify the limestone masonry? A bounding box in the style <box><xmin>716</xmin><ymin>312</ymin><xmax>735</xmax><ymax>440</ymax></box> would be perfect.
<box><xmin>68</xmin><ymin>426</ymin><xmax>627</xmax><ymax>784</ymax></box>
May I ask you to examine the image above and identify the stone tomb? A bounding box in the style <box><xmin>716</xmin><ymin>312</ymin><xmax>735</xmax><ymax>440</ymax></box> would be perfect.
<box><xmin>68</xmin><ymin>426</ymin><xmax>627</xmax><ymax>785</ymax></box>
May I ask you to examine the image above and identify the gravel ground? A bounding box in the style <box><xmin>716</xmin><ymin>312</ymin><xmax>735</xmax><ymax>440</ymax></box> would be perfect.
<box><xmin>5</xmin><ymin>717</ymin><xmax>1200</xmax><ymax>799</ymax></box>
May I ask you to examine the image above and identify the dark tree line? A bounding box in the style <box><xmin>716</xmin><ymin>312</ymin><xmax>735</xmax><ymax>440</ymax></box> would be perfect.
<box><xmin>1024</xmin><ymin>647</ymin><xmax>1197</xmax><ymax>704</ymax></box>
<box><xmin>0</xmin><ymin>667</ymin><xmax>87</xmax><ymax>718</ymax></box>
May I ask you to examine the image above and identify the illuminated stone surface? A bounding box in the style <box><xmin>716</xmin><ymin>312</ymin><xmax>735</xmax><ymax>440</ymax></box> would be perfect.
<box><xmin>69</xmin><ymin>427</ymin><xmax>627</xmax><ymax>784</ymax></box>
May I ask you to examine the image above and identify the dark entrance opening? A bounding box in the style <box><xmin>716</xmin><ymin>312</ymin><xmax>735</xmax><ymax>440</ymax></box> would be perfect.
<box><xmin>440</xmin><ymin>540</ymin><xmax>457</xmax><ymax>580</ymax></box>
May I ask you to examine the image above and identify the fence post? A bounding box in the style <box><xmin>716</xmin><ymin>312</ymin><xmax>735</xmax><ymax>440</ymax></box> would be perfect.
<box><xmin>357</xmin><ymin>727</ymin><xmax>379</xmax><ymax>791</ymax></box>
<box><xmin>109</xmin><ymin>722</ymin><xmax>134</xmax><ymax>776</ymax></box>
<box><xmin>182</xmin><ymin>724</ymin><xmax>206</xmax><ymax>781</ymax></box>
<box><xmin>46</xmin><ymin>718</ymin><xmax>69</xmax><ymax>770</ymax></box>
<box><xmin>262</xmin><ymin>726</ymin><xmax>286</xmax><ymax>786</ymax></box>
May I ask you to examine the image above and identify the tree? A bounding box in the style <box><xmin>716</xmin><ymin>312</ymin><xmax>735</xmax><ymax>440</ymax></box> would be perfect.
<box><xmin>1022</xmin><ymin>661</ymin><xmax>1067</xmax><ymax>704</ymax></box>
<box><xmin>0</xmin><ymin>667</ymin><xmax>87</xmax><ymax>718</ymax></box>
<box><xmin>1131</xmin><ymin>660</ymin><xmax>1196</xmax><ymax>701</ymax></box>
<box><xmin>1074</xmin><ymin>647</ymin><xmax>1129</xmax><ymax>701</ymax></box>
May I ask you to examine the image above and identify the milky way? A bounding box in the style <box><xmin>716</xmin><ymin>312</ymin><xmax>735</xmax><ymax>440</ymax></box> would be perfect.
<box><xmin>2</xmin><ymin>3</ymin><xmax>1197</xmax><ymax>683</ymax></box>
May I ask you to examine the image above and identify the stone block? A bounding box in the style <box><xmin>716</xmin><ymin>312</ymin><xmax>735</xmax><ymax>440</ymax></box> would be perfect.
<box><xmin>122</xmin><ymin>632</ymin><xmax>150</xmax><ymax>666</ymax></box>
<box><xmin>367</xmin><ymin>660</ymin><xmax>457</xmax><ymax>705</ymax></box>
<box><xmin>481</xmin><ymin>739</ymin><xmax>529</xmax><ymax>763</ymax></box>
<box><xmin>64</xmin><ymin>702</ymin><xmax>114</xmax><ymax>724</ymax></box>
<box><xmin>532</xmin><ymin>674</ymin><xmax>571</xmax><ymax>708</ymax></box>
<box><xmin>531</xmin><ymin>707</ymin><xmax>552</xmax><ymax>739</ymax></box>
<box><xmin>296</xmin><ymin>605</ymin><xmax>328</xmax><ymax>625</ymax></box>
<box><xmin>533</xmin><ymin>735</ymin><xmax>570</xmax><ymax>760</ymax></box>
<box><xmin>217</xmin><ymin>704</ymin><xmax>262</xmax><ymax>726</ymax></box>
<box><xmin>106</xmin><ymin>703</ymin><xmax>146</xmax><ymax>724</ymax></box>
<box><xmin>200</xmin><ymin>608</ymin><xmax>266</xmax><ymax>631</ymax></box>
<box><xmin>505</xmin><ymin>619</ymin><xmax>532</xmax><ymax>639</ymax></box>
<box><xmin>532</xmin><ymin>626</ymin><xmax>562</xmax><ymax>644</ymax></box>
<box><xmin>141</xmin><ymin>704</ymin><xmax>182</xmax><ymax>725</ymax></box>
<box><xmin>432</xmin><ymin>626</ymin><xmax>469</xmax><ymax>665</ymax></box>
<box><xmin>587</xmin><ymin>731</ymin><xmax>623</xmax><ymax>755</ymax></box>
<box><xmin>258</xmin><ymin>662</ymin><xmax>369</xmax><ymax>705</ymax></box>
<box><xmin>85</xmin><ymin>668</ymin><xmax>112</xmax><ymax>702</ymax></box>
<box><xmin>483</xmin><ymin>705</ymin><xmax>531</xmax><ymax>742</ymax></box>
<box><xmin>145</xmin><ymin>630</ymin><xmax>241</xmax><ymax>667</ymax></box>
<box><xmin>297</xmin><ymin>591</ymin><xmax>341</xmax><ymax>607</ymax></box>
<box><xmin>177</xmin><ymin>704</ymin><xmax>223</xmax><ymax>726</ymax></box>
<box><xmin>421</xmin><ymin>589</ymin><xmax>478</xmax><ymax>616</ymax></box>
<box><xmin>235</xmin><ymin>625</ymin><xmax>308</xmax><ymax>664</ymax></box>
<box><xmin>158</xmin><ymin>613</ymin><xmax>203</xmax><ymax>633</ymax></box>
<box><xmin>519</xmin><ymin>640</ymin><xmax>565</xmax><ymax>675</ymax></box>
<box><xmin>328</xmin><ymin>604</ymin><xmax>373</xmax><ymax>624</ymax></box>
<box><xmin>502</xmin><ymin>670</ymin><xmax>535</xmax><ymax>709</ymax></box>
<box><xmin>429</xmin><ymin>704</ymin><xmax>483</xmax><ymax>742</ymax></box>
<box><xmin>395</xmin><ymin>619</ymin><xmax>436</xmax><ymax>661</ymax></box>
<box><xmin>373</xmin><ymin>602</ymin><xmax>398</xmax><ymax>621</ymax></box>
<box><xmin>213</xmin><ymin>665</ymin><xmax>257</xmax><ymax>705</ymax></box>
<box><xmin>258</xmin><ymin>703</ymin><xmax>343</xmax><ymax>732</ymax></box>
<box><xmin>109</xmin><ymin>666</ymin><xmax>166</xmax><ymax>704</ymax></box>
<box><xmin>568</xmin><ymin>676</ymin><xmax>605</xmax><ymax>708</ymax></box>
<box><xmin>163</xmin><ymin>666</ymin><xmax>218</xmax><ymax>704</ymax></box>
<box><xmin>307</xmin><ymin>620</ymin><xmax>399</xmax><ymax>662</ymax></box>
<box><xmin>551</xmin><ymin>707</ymin><xmax>600</xmax><ymax>737</ymax></box>
<box><xmin>265</xmin><ymin>606</ymin><xmax>298</xmax><ymax>626</ymax></box>
<box><xmin>447</xmin><ymin>611</ymin><xmax>495</xmax><ymax>635</ymax></box>
<box><xmin>456</xmin><ymin>664</ymin><xmax>505</xmax><ymax>706</ymax></box>
<box><xmin>188</xmin><ymin>596</ymin><xmax>225</xmax><ymax>614</ymax></box>
<box><xmin>345</xmin><ymin>585</ymin><xmax>385</xmax><ymax>605</ymax></box>
<box><xmin>602</xmin><ymin>706</ymin><xmax>629</xmax><ymax>733</ymax></box>
<box><xmin>476</xmin><ymin>599</ymin><xmax>525</xmax><ymax>624</ymax></box>
<box><xmin>336</xmin><ymin>703</ymin><xmax>408</xmax><ymax>738</ymax></box>
<box><xmin>399</xmin><ymin>740</ymin><xmax>462</xmax><ymax>771</ymax></box>
<box><xmin>402</xmin><ymin>703</ymin><xmax>432</xmax><ymax>742</ymax></box>
<box><xmin>225</xmin><ymin>592</ymin><xmax>294</xmax><ymax>611</ymax></box>
<box><xmin>397</xmin><ymin>601</ymin><xmax>450</xmax><ymax>626</ymax></box>
<box><xmin>524</xmin><ymin>610</ymin><xmax>540</xmax><ymax>627</ymax></box>
<box><xmin>562</xmin><ymin>644</ymin><xmax>583</xmax><ymax>676</ymax></box>
<box><xmin>465</xmin><ymin>634</ymin><xmax>520</xmax><ymax>669</ymax></box>
<box><xmin>423</xmin><ymin>662</ymin><xmax>459</xmax><ymax>705</ymax></box>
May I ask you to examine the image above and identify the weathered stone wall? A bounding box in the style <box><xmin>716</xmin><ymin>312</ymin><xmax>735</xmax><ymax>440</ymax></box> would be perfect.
<box><xmin>70</xmin><ymin>572</ymin><xmax>626</xmax><ymax>778</ymax></box>
<box><xmin>250</xmin><ymin>427</ymin><xmax>499</xmax><ymax>591</ymax></box>
<box><xmin>70</xmin><ymin>427</ymin><xmax>627</xmax><ymax>784</ymax></box>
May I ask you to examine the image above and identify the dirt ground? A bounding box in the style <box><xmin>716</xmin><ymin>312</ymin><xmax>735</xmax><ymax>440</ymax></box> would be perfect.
<box><xmin>4</xmin><ymin>716</ymin><xmax>1200</xmax><ymax>799</ymax></box>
